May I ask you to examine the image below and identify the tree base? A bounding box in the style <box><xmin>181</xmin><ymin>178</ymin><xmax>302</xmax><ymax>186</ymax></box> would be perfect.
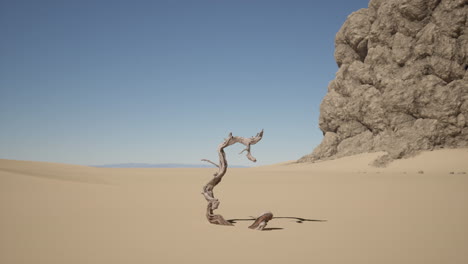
<box><xmin>207</xmin><ymin>214</ymin><xmax>234</xmax><ymax>226</ymax></box>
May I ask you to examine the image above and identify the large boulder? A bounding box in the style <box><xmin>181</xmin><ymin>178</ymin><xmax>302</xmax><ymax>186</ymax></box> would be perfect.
<box><xmin>299</xmin><ymin>0</ymin><xmax>468</xmax><ymax>165</ymax></box>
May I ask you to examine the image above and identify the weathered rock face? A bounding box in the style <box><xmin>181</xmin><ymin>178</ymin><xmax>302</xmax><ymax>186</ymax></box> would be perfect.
<box><xmin>300</xmin><ymin>0</ymin><xmax>468</xmax><ymax>165</ymax></box>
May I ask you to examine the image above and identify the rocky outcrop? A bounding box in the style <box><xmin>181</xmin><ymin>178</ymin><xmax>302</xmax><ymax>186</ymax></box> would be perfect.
<box><xmin>300</xmin><ymin>0</ymin><xmax>468</xmax><ymax>165</ymax></box>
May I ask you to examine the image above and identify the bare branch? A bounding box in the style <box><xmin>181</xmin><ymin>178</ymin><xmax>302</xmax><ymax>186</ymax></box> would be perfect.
<box><xmin>201</xmin><ymin>159</ymin><xmax>219</xmax><ymax>168</ymax></box>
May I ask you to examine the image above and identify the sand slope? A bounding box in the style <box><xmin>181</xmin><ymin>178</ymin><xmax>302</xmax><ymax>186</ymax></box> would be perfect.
<box><xmin>1</xmin><ymin>149</ymin><xmax>468</xmax><ymax>264</ymax></box>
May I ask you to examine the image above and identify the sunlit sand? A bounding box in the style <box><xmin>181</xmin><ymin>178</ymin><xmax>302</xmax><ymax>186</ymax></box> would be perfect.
<box><xmin>1</xmin><ymin>148</ymin><xmax>467</xmax><ymax>263</ymax></box>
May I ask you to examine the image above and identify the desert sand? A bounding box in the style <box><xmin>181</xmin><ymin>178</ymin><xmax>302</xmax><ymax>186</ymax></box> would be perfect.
<box><xmin>1</xmin><ymin>148</ymin><xmax>468</xmax><ymax>264</ymax></box>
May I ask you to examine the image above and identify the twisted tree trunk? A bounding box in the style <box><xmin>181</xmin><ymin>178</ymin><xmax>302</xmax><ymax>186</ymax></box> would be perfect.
<box><xmin>202</xmin><ymin>130</ymin><xmax>264</xmax><ymax>225</ymax></box>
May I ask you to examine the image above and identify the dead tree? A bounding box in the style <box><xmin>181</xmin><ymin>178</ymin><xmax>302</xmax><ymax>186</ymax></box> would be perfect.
<box><xmin>201</xmin><ymin>130</ymin><xmax>264</xmax><ymax>226</ymax></box>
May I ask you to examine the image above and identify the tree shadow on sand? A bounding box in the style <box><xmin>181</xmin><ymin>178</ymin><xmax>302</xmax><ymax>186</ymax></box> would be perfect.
<box><xmin>227</xmin><ymin>216</ymin><xmax>326</xmax><ymax>231</ymax></box>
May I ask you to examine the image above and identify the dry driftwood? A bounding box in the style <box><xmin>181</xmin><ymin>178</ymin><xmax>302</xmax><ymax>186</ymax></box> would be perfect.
<box><xmin>202</xmin><ymin>130</ymin><xmax>264</xmax><ymax>226</ymax></box>
<box><xmin>248</xmin><ymin>212</ymin><xmax>273</xmax><ymax>230</ymax></box>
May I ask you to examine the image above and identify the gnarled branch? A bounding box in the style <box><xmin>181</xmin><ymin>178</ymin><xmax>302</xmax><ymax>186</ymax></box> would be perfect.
<box><xmin>201</xmin><ymin>130</ymin><xmax>264</xmax><ymax>225</ymax></box>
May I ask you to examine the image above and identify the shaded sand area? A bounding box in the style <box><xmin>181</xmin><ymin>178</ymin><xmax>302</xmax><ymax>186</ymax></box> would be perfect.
<box><xmin>1</xmin><ymin>149</ymin><xmax>468</xmax><ymax>264</ymax></box>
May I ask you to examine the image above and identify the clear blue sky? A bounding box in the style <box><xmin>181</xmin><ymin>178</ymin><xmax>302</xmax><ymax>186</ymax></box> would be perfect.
<box><xmin>1</xmin><ymin>0</ymin><xmax>369</xmax><ymax>166</ymax></box>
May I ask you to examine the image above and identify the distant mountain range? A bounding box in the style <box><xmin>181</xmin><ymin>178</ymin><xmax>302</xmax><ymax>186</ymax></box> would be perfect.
<box><xmin>91</xmin><ymin>163</ymin><xmax>249</xmax><ymax>168</ymax></box>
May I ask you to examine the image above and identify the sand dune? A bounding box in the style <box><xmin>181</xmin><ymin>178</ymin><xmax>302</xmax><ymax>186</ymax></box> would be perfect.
<box><xmin>1</xmin><ymin>149</ymin><xmax>467</xmax><ymax>264</ymax></box>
